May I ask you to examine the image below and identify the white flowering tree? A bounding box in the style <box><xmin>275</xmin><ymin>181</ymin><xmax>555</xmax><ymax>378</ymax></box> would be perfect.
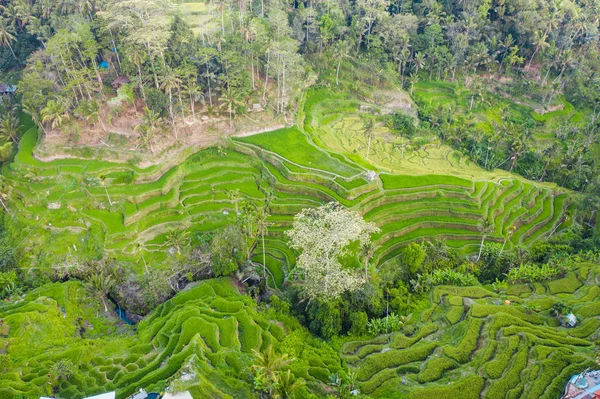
<box><xmin>287</xmin><ymin>202</ymin><xmax>379</xmax><ymax>300</ymax></box>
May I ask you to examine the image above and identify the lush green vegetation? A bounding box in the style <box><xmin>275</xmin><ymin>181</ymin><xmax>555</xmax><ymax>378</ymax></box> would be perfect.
<box><xmin>1</xmin><ymin>0</ymin><xmax>600</xmax><ymax>397</ymax></box>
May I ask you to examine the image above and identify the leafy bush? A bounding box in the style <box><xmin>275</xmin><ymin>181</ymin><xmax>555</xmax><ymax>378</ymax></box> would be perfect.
<box><xmin>487</xmin><ymin>347</ymin><xmax>527</xmax><ymax>398</ymax></box>
<box><xmin>417</xmin><ymin>357</ymin><xmax>456</xmax><ymax>383</ymax></box>
<box><xmin>367</xmin><ymin>313</ymin><xmax>405</xmax><ymax>335</ymax></box>
<box><xmin>356</xmin><ymin>342</ymin><xmax>438</xmax><ymax>381</ymax></box>
<box><xmin>484</xmin><ymin>336</ymin><xmax>519</xmax><ymax>379</ymax></box>
<box><xmin>444</xmin><ymin>318</ymin><xmax>483</xmax><ymax>363</ymax></box>
<box><xmin>409</xmin><ymin>375</ymin><xmax>484</xmax><ymax>399</ymax></box>
<box><xmin>547</xmin><ymin>273</ymin><xmax>582</xmax><ymax>294</ymax></box>
<box><xmin>445</xmin><ymin>306</ymin><xmax>464</xmax><ymax>325</ymax></box>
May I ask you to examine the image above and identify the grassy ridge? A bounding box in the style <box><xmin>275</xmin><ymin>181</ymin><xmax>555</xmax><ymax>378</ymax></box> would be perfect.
<box><xmin>340</xmin><ymin>263</ymin><xmax>600</xmax><ymax>398</ymax></box>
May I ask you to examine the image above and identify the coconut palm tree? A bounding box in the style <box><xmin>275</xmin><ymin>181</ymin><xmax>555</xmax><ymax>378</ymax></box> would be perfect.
<box><xmin>127</xmin><ymin>46</ymin><xmax>147</xmax><ymax>101</ymax></box>
<box><xmin>256</xmin><ymin>210</ymin><xmax>269</xmax><ymax>279</ymax></box>
<box><xmin>0</xmin><ymin>18</ymin><xmax>17</xmax><ymax>59</ymax></box>
<box><xmin>360</xmin><ymin>241</ymin><xmax>377</xmax><ymax>281</ymax></box>
<box><xmin>185</xmin><ymin>80</ymin><xmax>204</xmax><ymax>121</ymax></box>
<box><xmin>0</xmin><ymin>113</ymin><xmax>21</xmax><ymax>143</ymax></box>
<box><xmin>160</xmin><ymin>68</ymin><xmax>182</xmax><ymax>125</ymax></box>
<box><xmin>476</xmin><ymin>218</ymin><xmax>494</xmax><ymax>262</ymax></box>
<box><xmin>219</xmin><ymin>88</ymin><xmax>244</xmax><ymax>129</ymax></box>
<box><xmin>252</xmin><ymin>345</ymin><xmax>293</xmax><ymax>396</ymax></box>
<box><xmin>41</xmin><ymin>100</ymin><xmax>70</xmax><ymax>130</ymax></box>
<box><xmin>165</xmin><ymin>229</ymin><xmax>189</xmax><ymax>255</ymax></box>
<box><xmin>85</xmin><ymin>272</ymin><xmax>114</xmax><ymax>313</ymax></box>
<box><xmin>361</xmin><ymin>114</ymin><xmax>375</xmax><ymax>161</ymax></box>
<box><xmin>332</xmin><ymin>40</ymin><xmax>350</xmax><ymax>85</ymax></box>
<box><xmin>134</xmin><ymin>107</ymin><xmax>162</xmax><ymax>153</ymax></box>
<box><xmin>98</xmin><ymin>174</ymin><xmax>113</xmax><ymax>206</ymax></box>
<box><xmin>273</xmin><ymin>370</ymin><xmax>305</xmax><ymax>399</ymax></box>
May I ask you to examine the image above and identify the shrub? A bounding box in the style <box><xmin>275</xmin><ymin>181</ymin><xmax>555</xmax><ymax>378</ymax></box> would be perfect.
<box><xmin>444</xmin><ymin>318</ymin><xmax>483</xmax><ymax>363</ymax></box>
<box><xmin>547</xmin><ymin>273</ymin><xmax>582</xmax><ymax>294</ymax></box>
<box><xmin>356</xmin><ymin>342</ymin><xmax>438</xmax><ymax>381</ymax></box>
<box><xmin>568</xmin><ymin>318</ymin><xmax>600</xmax><ymax>338</ymax></box>
<box><xmin>349</xmin><ymin>311</ymin><xmax>368</xmax><ymax>336</ymax></box>
<box><xmin>445</xmin><ymin>306</ymin><xmax>464</xmax><ymax>325</ymax></box>
<box><xmin>487</xmin><ymin>347</ymin><xmax>527</xmax><ymax>398</ymax></box>
<box><xmin>485</xmin><ymin>336</ymin><xmax>519</xmax><ymax>379</ymax></box>
<box><xmin>410</xmin><ymin>375</ymin><xmax>484</xmax><ymax>399</ymax></box>
<box><xmin>145</xmin><ymin>88</ymin><xmax>169</xmax><ymax>117</ymax></box>
<box><xmin>417</xmin><ymin>357</ymin><xmax>457</xmax><ymax>383</ymax></box>
<box><xmin>507</xmin><ymin>263</ymin><xmax>567</xmax><ymax>283</ymax></box>
<box><xmin>367</xmin><ymin>313</ymin><xmax>405</xmax><ymax>335</ymax></box>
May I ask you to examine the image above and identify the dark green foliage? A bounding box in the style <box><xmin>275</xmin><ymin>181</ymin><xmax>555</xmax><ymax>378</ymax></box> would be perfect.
<box><xmin>307</xmin><ymin>299</ymin><xmax>342</xmax><ymax>340</ymax></box>
<box><xmin>145</xmin><ymin>89</ymin><xmax>170</xmax><ymax>118</ymax></box>
<box><xmin>210</xmin><ymin>226</ymin><xmax>247</xmax><ymax>277</ymax></box>
<box><xmin>389</xmin><ymin>113</ymin><xmax>416</xmax><ymax>138</ymax></box>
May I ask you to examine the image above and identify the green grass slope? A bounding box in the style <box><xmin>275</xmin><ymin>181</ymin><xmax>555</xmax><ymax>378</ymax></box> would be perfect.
<box><xmin>0</xmin><ymin>278</ymin><xmax>341</xmax><ymax>398</ymax></box>
<box><xmin>3</xmin><ymin>116</ymin><xmax>571</xmax><ymax>285</ymax></box>
<box><xmin>340</xmin><ymin>263</ymin><xmax>600</xmax><ymax>398</ymax></box>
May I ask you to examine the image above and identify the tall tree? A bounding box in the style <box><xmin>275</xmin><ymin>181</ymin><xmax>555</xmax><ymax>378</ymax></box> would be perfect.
<box><xmin>287</xmin><ymin>202</ymin><xmax>379</xmax><ymax>300</ymax></box>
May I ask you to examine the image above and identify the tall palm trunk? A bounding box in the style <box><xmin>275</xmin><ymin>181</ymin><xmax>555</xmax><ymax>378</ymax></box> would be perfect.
<box><xmin>476</xmin><ymin>235</ymin><xmax>485</xmax><ymax>261</ymax></box>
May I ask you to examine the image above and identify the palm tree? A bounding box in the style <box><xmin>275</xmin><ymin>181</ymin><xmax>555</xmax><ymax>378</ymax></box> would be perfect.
<box><xmin>185</xmin><ymin>81</ymin><xmax>204</xmax><ymax>122</ymax></box>
<box><xmin>412</xmin><ymin>52</ymin><xmax>425</xmax><ymax>74</ymax></box>
<box><xmin>202</xmin><ymin>70</ymin><xmax>217</xmax><ymax>108</ymax></box>
<box><xmin>85</xmin><ymin>272</ymin><xmax>114</xmax><ymax>313</ymax></box>
<box><xmin>127</xmin><ymin>47</ymin><xmax>147</xmax><ymax>101</ymax></box>
<box><xmin>256</xmin><ymin>210</ymin><xmax>269</xmax><ymax>280</ymax></box>
<box><xmin>500</xmin><ymin>225</ymin><xmax>516</xmax><ymax>256</ymax></box>
<box><xmin>0</xmin><ymin>18</ymin><xmax>17</xmax><ymax>59</ymax></box>
<box><xmin>332</xmin><ymin>40</ymin><xmax>350</xmax><ymax>85</ymax></box>
<box><xmin>219</xmin><ymin>88</ymin><xmax>244</xmax><ymax>129</ymax></box>
<box><xmin>361</xmin><ymin>114</ymin><xmax>375</xmax><ymax>161</ymax></box>
<box><xmin>165</xmin><ymin>229</ymin><xmax>189</xmax><ymax>255</ymax></box>
<box><xmin>476</xmin><ymin>218</ymin><xmax>494</xmax><ymax>262</ymax></box>
<box><xmin>407</xmin><ymin>73</ymin><xmax>419</xmax><ymax>96</ymax></box>
<box><xmin>273</xmin><ymin>370</ymin><xmax>305</xmax><ymax>399</ymax></box>
<box><xmin>41</xmin><ymin>100</ymin><xmax>70</xmax><ymax>130</ymax></box>
<box><xmin>134</xmin><ymin>108</ymin><xmax>162</xmax><ymax>153</ymax></box>
<box><xmin>252</xmin><ymin>345</ymin><xmax>293</xmax><ymax>396</ymax></box>
<box><xmin>160</xmin><ymin>68</ymin><xmax>182</xmax><ymax>125</ymax></box>
<box><xmin>360</xmin><ymin>241</ymin><xmax>377</xmax><ymax>281</ymax></box>
<box><xmin>98</xmin><ymin>174</ymin><xmax>113</xmax><ymax>206</ymax></box>
<box><xmin>0</xmin><ymin>113</ymin><xmax>21</xmax><ymax>143</ymax></box>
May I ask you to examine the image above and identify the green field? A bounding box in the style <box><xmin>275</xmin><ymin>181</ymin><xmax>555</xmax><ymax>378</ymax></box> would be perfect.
<box><xmin>3</xmin><ymin>109</ymin><xmax>572</xmax><ymax>286</ymax></box>
<box><xmin>340</xmin><ymin>263</ymin><xmax>600</xmax><ymax>398</ymax></box>
<box><xmin>0</xmin><ymin>278</ymin><xmax>341</xmax><ymax>398</ymax></box>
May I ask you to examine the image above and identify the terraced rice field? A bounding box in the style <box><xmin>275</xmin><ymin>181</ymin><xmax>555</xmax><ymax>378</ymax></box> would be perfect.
<box><xmin>4</xmin><ymin>114</ymin><xmax>571</xmax><ymax>286</ymax></box>
<box><xmin>0</xmin><ymin>278</ymin><xmax>341</xmax><ymax>398</ymax></box>
<box><xmin>340</xmin><ymin>263</ymin><xmax>600</xmax><ymax>398</ymax></box>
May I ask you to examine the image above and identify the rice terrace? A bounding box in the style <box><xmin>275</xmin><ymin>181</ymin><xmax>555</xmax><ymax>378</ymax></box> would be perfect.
<box><xmin>0</xmin><ymin>0</ymin><xmax>599</xmax><ymax>398</ymax></box>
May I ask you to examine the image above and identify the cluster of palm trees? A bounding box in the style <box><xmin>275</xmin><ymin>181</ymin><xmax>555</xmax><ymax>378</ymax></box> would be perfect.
<box><xmin>251</xmin><ymin>345</ymin><xmax>305</xmax><ymax>398</ymax></box>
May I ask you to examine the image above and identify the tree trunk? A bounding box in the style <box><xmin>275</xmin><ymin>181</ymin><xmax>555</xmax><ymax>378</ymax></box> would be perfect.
<box><xmin>137</xmin><ymin>64</ymin><xmax>146</xmax><ymax>101</ymax></box>
<box><xmin>476</xmin><ymin>236</ymin><xmax>485</xmax><ymax>261</ymax></box>
<box><xmin>0</xmin><ymin>198</ymin><xmax>9</xmax><ymax>213</ymax></box>
<box><xmin>104</xmin><ymin>185</ymin><xmax>113</xmax><ymax>206</ymax></box>
<box><xmin>262</xmin><ymin>230</ymin><xmax>266</xmax><ymax>279</ymax></box>
<box><xmin>7</xmin><ymin>41</ymin><xmax>16</xmax><ymax>59</ymax></box>
<box><xmin>101</xmin><ymin>296</ymin><xmax>108</xmax><ymax>313</ymax></box>
<box><xmin>169</xmin><ymin>88</ymin><xmax>174</xmax><ymax>124</ymax></box>
<box><xmin>190</xmin><ymin>93</ymin><xmax>196</xmax><ymax>121</ymax></box>
<box><xmin>263</xmin><ymin>50</ymin><xmax>270</xmax><ymax>101</ymax></box>
<box><xmin>336</xmin><ymin>59</ymin><xmax>341</xmax><ymax>85</ymax></box>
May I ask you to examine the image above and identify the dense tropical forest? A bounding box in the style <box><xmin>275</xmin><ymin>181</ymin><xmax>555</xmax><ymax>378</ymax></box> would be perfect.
<box><xmin>0</xmin><ymin>0</ymin><xmax>599</xmax><ymax>397</ymax></box>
